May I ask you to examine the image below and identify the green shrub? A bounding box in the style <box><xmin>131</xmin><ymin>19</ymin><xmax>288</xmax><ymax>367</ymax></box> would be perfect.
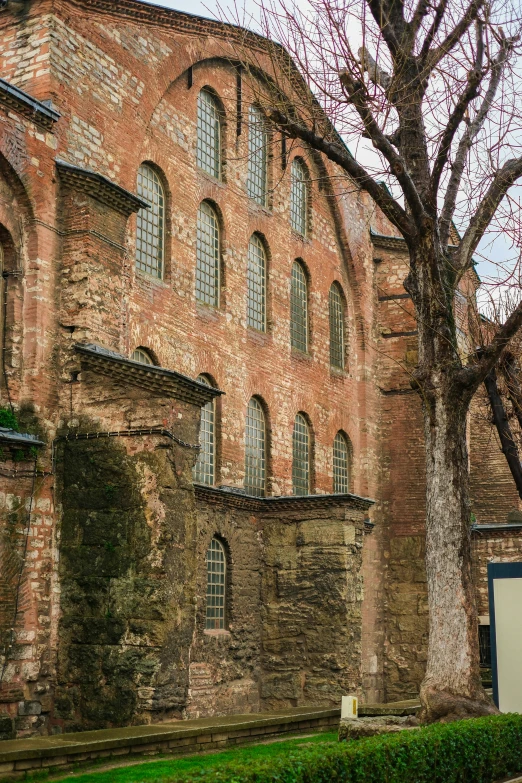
<box><xmin>171</xmin><ymin>714</ymin><xmax>522</xmax><ymax>783</ymax></box>
<box><xmin>0</xmin><ymin>407</ymin><xmax>18</xmax><ymax>431</ymax></box>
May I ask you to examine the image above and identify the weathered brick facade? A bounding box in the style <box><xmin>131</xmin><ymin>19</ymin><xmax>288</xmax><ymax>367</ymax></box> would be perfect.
<box><xmin>0</xmin><ymin>0</ymin><xmax>520</xmax><ymax>739</ymax></box>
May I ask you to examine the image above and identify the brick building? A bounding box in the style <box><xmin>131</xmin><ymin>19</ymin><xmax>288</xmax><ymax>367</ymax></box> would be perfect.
<box><xmin>0</xmin><ymin>0</ymin><xmax>520</xmax><ymax>739</ymax></box>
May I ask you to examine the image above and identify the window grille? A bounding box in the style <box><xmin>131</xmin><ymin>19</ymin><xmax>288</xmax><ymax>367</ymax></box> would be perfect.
<box><xmin>247</xmin><ymin>106</ymin><xmax>268</xmax><ymax>206</ymax></box>
<box><xmin>131</xmin><ymin>348</ymin><xmax>154</xmax><ymax>365</ymax></box>
<box><xmin>292</xmin><ymin>413</ymin><xmax>310</xmax><ymax>495</ymax></box>
<box><xmin>196</xmin><ymin>202</ymin><xmax>220</xmax><ymax>306</ymax></box>
<box><xmin>478</xmin><ymin>624</ymin><xmax>491</xmax><ymax>668</ymax></box>
<box><xmin>136</xmin><ymin>164</ymin><xmax>164</xmax><ymax>278</ymax></box>
<box><xmin>206</xmin><ymin>538</ymin><xmax>226</xmax><ymax>630</ymax></box>
<box><xmin>247</xmin><ymin>234</ymin><xmax>266</xmax><ymax>331</ymax></box>
<box><xmin>194</xmin><ymin>375</ymin><xmax>216</xmax><ymax>485</ymax></box>
<box><xmin>290</xmin><ymin>261</ymin><xmax>308</xmax><ymax>352</ymax></box>
<box><xmin>329</xmin><ymin>283</ymin><xmax>345</xmax><ymax>369</ymax></box>
<box><xmin>244</xmin><ymin>397</ymin><xmax>266</xmax><ymax>496</ymax></box>
<box><xmin>290</xmin><ymin>159</ymin><xmax>308</xmax><ymax>235</ymax></box>
<box><xmin>197</xmin><ymin>89</ymin><xmax>221</xmax><ymax>179</ymax></box>
<box><xmin>333</xmin><ymin>432</ymin><xmax>350</xmax><ymax>494</ymax></box>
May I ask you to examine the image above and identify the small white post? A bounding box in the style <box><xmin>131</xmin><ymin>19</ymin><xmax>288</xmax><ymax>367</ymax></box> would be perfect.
<box><xmin>341</xmin><ymin>695</ymin><xmax>358</xmax><ymax>719</ymax></box>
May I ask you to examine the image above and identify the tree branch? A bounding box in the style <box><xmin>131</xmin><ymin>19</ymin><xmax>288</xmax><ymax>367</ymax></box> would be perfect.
<box><xmin>366</xmin><ymin>0</ymin><xmax>405</xmax><ymax>57</ymax></box>
<box><xmin>341</xmin><ymin>65</ymin><xmax>427</xmax><ymax>227</ymax></box>
<box><xmin>462</xmin><ymin>301</ymin><xmax>522</xmax><ymax>389</ymax></box>
<box><xmin>429</xmin><ymin>21</ymin><xmax>484</xmax><ymax>205</ymax></box>
<box><xmin>424</xmin><ymin>0</ymin><xmax>485</xmax><ymax>70</ymax></box>
<box><xmin>455</xmin><ymin>156</ymin><xmax>522</xmax><ymax>274</ymax></box>
<box><xmin>265</xmin><ymin>107</ymin><xmax>415</xmax><ymax>238</ymax></box>
<box><xmin>483</xmin><ymin>368</ymin><xmax>522</xmax><ymax>500</ymax></box>
<box><xmin>419</xmin><ymin>0</ymin><xmax>450</xmax><ymax>61</ymax></box>
<box><xmin>439</xmin><ymin>33</ymin><xmax>515</xmax><ymax>248</ymax></box>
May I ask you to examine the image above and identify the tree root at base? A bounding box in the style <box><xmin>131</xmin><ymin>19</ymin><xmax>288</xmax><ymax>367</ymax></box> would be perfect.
<box><xmin>418</xmin><ymin>688</ymin><xmax>499</xmax><ymax>724</ymax></box>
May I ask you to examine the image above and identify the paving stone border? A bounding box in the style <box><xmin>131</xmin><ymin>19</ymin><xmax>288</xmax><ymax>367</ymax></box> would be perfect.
<box><xmin>0</xmin><ymin>707</ymin><xmax>340</xmax><ymax>781</ymax></box>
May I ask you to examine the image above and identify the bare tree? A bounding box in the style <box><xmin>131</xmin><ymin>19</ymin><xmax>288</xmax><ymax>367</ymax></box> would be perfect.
<box><xmin>224</xmin><ymin>0</ymin><xmax>522</xmax><ymax>720</ymax></box>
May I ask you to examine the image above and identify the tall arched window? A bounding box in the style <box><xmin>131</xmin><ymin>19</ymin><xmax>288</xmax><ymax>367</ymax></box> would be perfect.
<box><xmin>247</xmin><ymin>106</ymin><xmax>268</xmax><ymax>206</ymax></box>
<box><xmin>290</xmin><ymin>158</ymin><xmax>308</xmax><ymax>235</ymax></box>
<box><xmin>290</xmin><ymin>261</ymin><xmax>308</xmax><ymax>353</ymax></box>
<box><xmin>292</xmin><ymin>413</ymin><xmax>310</xmax><ymax>495</ymax></box>
<box><xmin>136</xmin><ymin>164</ymin><xmax>165</xmax><ymax>279</ymax></box>
<box><xmin>131</xmin><ymin>348</ymin><xmax>154</xmax><ymax>365</ymax></box>
<box><xmin>247</xmin><ymin>234</ymin><xmax>266</xmax><ymax>331</ymax></box>
<box><xmin>329</xmin><ymin>282</ymin><xmax>345</xmax><ymax>369</ymax></box>
<box><xmin>196</xmin><ymin>202</ymin><xmax>220</xmax><ymax>306</ymax></box>
<box><xmin>194</xmin><ymin>375</ymin><xmax>216</xmax><ymax>485</ymax></box>
<box><xmin>206</xmin><ymin>538</ymin><xmax>226</xmax><ymax>630</ymax></box>
<box><xmin>197</xmin><ymin>89</ymin><xmax>221</xmax><ymax>179</ymax></box>
<box><xmin>244</xmin><ymin>397</ymin><xmax>266</xmax><ymax>496</ymax></box>
<box><xmin>333</xmin><ymin>432</ymin><xmax>350</xmax><ymax>494</ymax></box>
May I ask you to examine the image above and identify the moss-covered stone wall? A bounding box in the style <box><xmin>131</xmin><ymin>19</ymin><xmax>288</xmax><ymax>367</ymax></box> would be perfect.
<box><xmin>55</xmin><ymin>431</ymin><xmax>199</xmax><ymax>732</ymax></box>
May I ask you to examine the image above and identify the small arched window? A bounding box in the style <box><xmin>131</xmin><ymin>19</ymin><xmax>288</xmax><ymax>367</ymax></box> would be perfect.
<box><xmin>196</xmin><ymin>202</ymin><xmax>220</xmax><ymax>306</ymax></box>
<box><xmin>206</xmin><ymin>538</ymin><xmax>226</xmax><ymax>630</ymax></box>
<box><xmin>136</xmin><ymin>164</ymin><xmax>165</xmax><ymax>279</ymax></box>
<box><xmin>329</xmin><ymin>282</ymin><xmax>345</xmax><ymax>369</ymax></box>
<box><xmin>197</xmin><ymin>89</ymin><xmax>221</xmax><ymax>179</ymax></box>
<box><xmin>245</xmin><ymin>397</ymin><xmax>266</xmax><ymax>496</ymax></box>
<box><xmin>290</xmin><ymin>158</ymin><xmax>308</xmax><ymax>235</ymax></box>
<box><xmin>194</xmin><ymin>375</ymin><xmax>216</xmax><ymax>485</ymax></box>
<box><xmin>290</xmin><ymin>261</ymin><xmax>308</xmax><ymax>353</ymax></box>
<box><xmin>247</xmin><ymin>234</ymin><xmax>267</xmax><ymax>331</ymax></box>
<box><xmin>333</xmin><ymin>432</ymin><xmax>350</xmax><ymax>494</ymax></box>
<box><xmin>247</xmin><ymin>106</ymin><xmax>268</xmax><ymax>206</ymax></box>
<box><xmin>131</xmin><ymin>348</ymin><xmax>154</xmax><ymax>365</ymax></box>
<box><xmin>292</xmin><ymin>413</ymin><xmax>310</xmax><ymax>496</ymax></box>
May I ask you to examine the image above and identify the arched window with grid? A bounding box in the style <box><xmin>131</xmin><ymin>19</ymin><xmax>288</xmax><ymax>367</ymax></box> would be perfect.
<box><xmin>206</xmin><ymin>538</ymin><xmax>226</xmax><ymax>630</ymax></box>
<box><xmin>247</xmin><ymin>106</ymin><xmax>268</xmax><ymax>206</ymax></box>
<box><xmin>136</xmin><ymin>164</ymin><xmax>165</xmax><ymax>279</ymax></box>
<box><xmin>333</xmin><ymin>432</ymin><xmax>350</xmax><ymax>494</ymax></box>
<box><xmin>193</xmin><ymin>375</ymin><xmax>216</xmax><ymax>485</ymax></box>
<box><xmin>197</xmin><ymin>89</ymin><xmax>221</xmax><ymax>179</ymax></box>
<box><xmin>290</xmin><ymin>261</ymin><xmax>308</xmax><ymax>353</ymax></box>
<box><xmin>329</xmin><ymin>282</ymin><xmax>345</xmax><ymax>369</ymax></box>
<box><xmin>244</xmin><ymin>397</ymin><xmax>266</xmax><ymax>496</ymax></box>
<box><xmin>196</xmin><ymin>202</ymin><xmax>220</xmax><ymax>306</ymax></box>
<box><xmin>131</xmin><ymin>348</ymin><xmax>154</xmax><ymax>365</ymax></box>
<box><xmin>292</xmin><ymin>413</ymin><xmax>310</xmax><ymax>496</ymax></box>
<box><xmin>290</xmin><ymin>158</ymin><xmax>308</xmax><ymax>235</ymax></box>
<box><xmin>247</xmin><ymin>234</ymin><xmax>267</xmax><ymax>331</ymax></box>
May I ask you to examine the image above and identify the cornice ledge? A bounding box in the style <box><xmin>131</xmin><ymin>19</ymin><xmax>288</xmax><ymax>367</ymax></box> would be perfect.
<box><xmin>194</xmin><ymin>484</ymin><xmax>375</xmax><ymax>512</ymax></box>
<box><xmin>56</xmin><ymin>159</ymin><xmax>149</xmax><ymax>216</ymax></box>
<box><xmin>75</xmin><ymin>343</ymin><xmax>223</xmax><ymax>407</ymax></box>
<box><xmin>370</xmin><ymin>229</ymin><xmax>408</xmax><ymax>252</ymax></box>
<box><xmin>472</xmin><ymin>523</ymin><xmax>522</xmax><ymax>537</ymax></box>
<box><xmin>0</xmin><ymin>79</ymin><xmax>60</xmax><ymax>130</ymax></box>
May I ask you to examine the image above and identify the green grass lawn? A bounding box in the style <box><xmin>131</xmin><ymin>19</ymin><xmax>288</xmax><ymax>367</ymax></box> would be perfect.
<box><xmin>45</xmin><ymin>731</ymin><xmax>338</xmax><ymax>783</ymax></box>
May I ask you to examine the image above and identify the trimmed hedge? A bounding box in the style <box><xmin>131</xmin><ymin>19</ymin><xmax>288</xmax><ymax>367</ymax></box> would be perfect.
<box><xmin>172</xmin><ymin>714</ymin><xmax>522</xmax><ymax>783</ymax></box>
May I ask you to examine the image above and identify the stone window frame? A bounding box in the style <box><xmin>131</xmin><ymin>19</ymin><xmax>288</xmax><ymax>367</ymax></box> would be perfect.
<box><xmin>290</xmin><ymin>259</ymin><xmax>310</xmax><ymax>354</ymax></box>
<box><xmin>0</xmin><ymin>224</ymin><xmax>19</xmax><ymax>398</ymax></box>
<box><xmin>203</xmin><ymin>535</ymin><xmax>232</xmax><ymax>635</ymax></box>
<box><xmin>244</xmin><ymin>396</ymin><xmax>268</xmax><ymax>497</ymax></box>
<box><xmin>131</xmin><ymin>347</ymin><xmax>156</xmax><ymax>366</ymax></box>
<box><xmin>196</xmin><ymin>200</ymin><xmax>222</xmax><ymax>308</ymax></box>
<box><xmin>247</xmin><ymin>105</ymin><xmax>270</xmax><ymax>208</ymax></box>
<box><xmin>135</xmin><ymin>163</ymin><xmax>167</xmax><ymax>281</ymax></box>
<box><xmin>290</xmin><ymin>156</ymin><xmax>310</xmax><ymax>237</ymax></box>
<box><xmin>247</xmin><ymin>233</ymin><xmax>268</xmax><ymax>332</ymax></box>
<box><xmin>329</xmin><ymin>281</ymin><xmax>347</xmax><ymax>370</ymax></box>
<box><xmin>196</xmin><ymin>87</ymin><xmax>226</xmax><ymax>182</ymax></box>
<box><xmin>333</xmin><ymin>430</ymin><xmax>352</xmax><ymax>494</ymax></box>
<box><xmin>292</xmin><ymin>412</ymin><xmax>313</xmax><ymax>496</ymax></box>
<box><xmin>193</xmin><ymin>374</ymin><xmax>218</xmax><ymax>486</ymax></box>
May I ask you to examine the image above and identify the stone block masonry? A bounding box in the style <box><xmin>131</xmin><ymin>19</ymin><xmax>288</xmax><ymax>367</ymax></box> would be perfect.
<box><xmin>0</xmin><ymin>0</ymin><xmax>519</xmax><ymax>738</ymax></box>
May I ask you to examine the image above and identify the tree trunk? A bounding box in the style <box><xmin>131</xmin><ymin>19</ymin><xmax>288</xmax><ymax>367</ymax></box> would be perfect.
<box><xmin>418</xmin><ymin>366</ymin><xmax>497</xmax><ymax>722</ymax></box>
